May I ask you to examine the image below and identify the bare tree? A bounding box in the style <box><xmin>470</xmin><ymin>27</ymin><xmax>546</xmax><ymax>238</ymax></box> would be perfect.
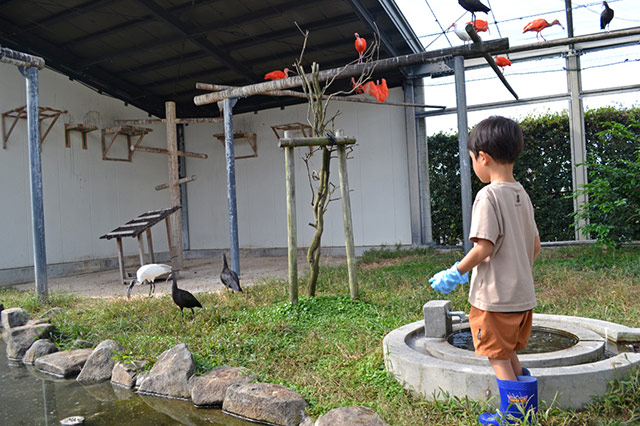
<box><xmin>293</xmin><ymin>27</ymin><xmax>379</xmax><ymax>296</ymax></box>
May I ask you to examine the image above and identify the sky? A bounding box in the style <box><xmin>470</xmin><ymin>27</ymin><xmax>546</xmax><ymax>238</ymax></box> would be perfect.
<box><xmin>393</xmin><ymin>0</ymin><xmax>640</xmax><ymax>134</ymax></box>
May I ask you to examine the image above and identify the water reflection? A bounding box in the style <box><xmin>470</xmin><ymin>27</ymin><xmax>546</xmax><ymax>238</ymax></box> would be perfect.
<box><xmin>0</xmin><ymin>341</ymin><xmax>254</xmax><ymax>425</ymax></box>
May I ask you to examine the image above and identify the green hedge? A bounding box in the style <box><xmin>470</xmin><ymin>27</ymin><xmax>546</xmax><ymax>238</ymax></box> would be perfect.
<box><xmin>427</xmin><ymin>106</ymin><xmax>640</xmax><ymax>245</ymax></box>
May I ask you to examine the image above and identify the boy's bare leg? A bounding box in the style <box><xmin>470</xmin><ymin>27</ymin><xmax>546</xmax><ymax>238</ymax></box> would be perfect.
<box><xmin>489</xmin><ymin>358</ymin><xmax>517</xmax><ymax>381</ymax></box>
<box><xmin>510</xmin><ymin>352</ymin><xmax>524</xmax><ymax>376</ymax></box>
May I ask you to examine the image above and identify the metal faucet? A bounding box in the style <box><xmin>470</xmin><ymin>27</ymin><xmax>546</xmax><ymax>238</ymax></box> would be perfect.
<box><xmin>446</xmin><ymin>309</ymin><xmax>468</xmax><ymax>323</ymax></box>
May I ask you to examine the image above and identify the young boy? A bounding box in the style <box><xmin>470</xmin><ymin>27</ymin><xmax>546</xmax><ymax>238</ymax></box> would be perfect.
<box><xmin>429</xmin><ymin>116</ymin><xmax>541</xmax><ymax>425</ymax></box>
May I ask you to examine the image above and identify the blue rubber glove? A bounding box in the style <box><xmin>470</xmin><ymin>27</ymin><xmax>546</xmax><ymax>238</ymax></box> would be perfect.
<box><xmin>429</xmin><ymin>262</ymin><xmax>469</xmax><ymax>294</ymax></box>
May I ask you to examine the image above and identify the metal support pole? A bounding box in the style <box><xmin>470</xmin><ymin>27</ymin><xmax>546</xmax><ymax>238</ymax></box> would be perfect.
<box><xmin>403</xmin><ymin>78</ymin><xmax>422</xmax><ymax>245</ymax></box>
<box><xmin>20</xmin><ymin>65</ymin><xmax>48</xmax><ymax>303</ymax></box>
<box><xmin>454</xmin><ymin>56</ymin><xmax>473</xmax><ymax>254</ymax></box>
<box><xmin>283</xmin><ymin>130</ymin><xmax>298</xmax><ymax>305</ymax></box>
<box><xmin>223</xmin><ymin>98</ymin><xmax>240</xmax><ymax>274</ymax></box>
<box><xmin>414</xmin><ymin>81</ymin><xmax>433</xmax><ymax>244</ymax></box>
<box><xmin>566</xmin><ymin>51</ymin><xmax>589</xmax><ymax>240</ymax></box>
<box><xmin>177</xmin><ymin>123</ymin><xmax>190</xmax><ymax>250</ymax></box>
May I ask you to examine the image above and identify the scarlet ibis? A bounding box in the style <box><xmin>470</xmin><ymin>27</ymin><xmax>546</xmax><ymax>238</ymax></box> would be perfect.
<box><xmin>523</xmin><ymin>19</ymin><xmax>564</xmax><ymax>41</ymax></box>
<box><xmin>354</xmin><ymin>33</ymin><xmax>367</xmax><ymax>64</ymax></box>
<box><xmin>458</xmin><ymin>0</ymin><xmax>490</xmax><ymax>21</ymax></box>
<box><xmin>264</xmin><ymin>68</ymin><xmax>290</xmax><ymax>81</ymax></box>
<box><xmin>351</xmin><ymin>77</ymin><xmax>365</xmax><ymax>94</ymax></box>
<box><xmin>600</xmin><ymin>2</ymin><xmax>614</xmax><ymax>30</ymax></box>
<box><xmin>361</xmin><ymin>81</ymin><xmax>380</xmax><ymax>101</ymax></box>
<box><xmin>167</xmin><ymin>273</ymin><xmax>202</xmax><ymax>319</ymax></box>
<box><xmin>376</xmin><ymin>79</ymin><xmax>389</xmax><ymax>103</ymax></box>
<box><xmin>466</xmin><ymin>19</ymin><xmax>489</xmax><ymax>33</ymax></box>
<box><xmin>127</xmin><ymin>263</ymin><xmax>172</xmax><ymax>298</ymax></box>
<box><xmin>450</xmin><ymin>22</ymin><xmax>472</xmax><ymax>43</ymax></box>
<box><xmin>220</xmin><ymin>253</ymin><xmax>243</xmax><ymax>293</ymax></box>
<box><xmin>495</xmin><ymin>56</ymin><xmax>511</xmax><ymax>71</ymax></box>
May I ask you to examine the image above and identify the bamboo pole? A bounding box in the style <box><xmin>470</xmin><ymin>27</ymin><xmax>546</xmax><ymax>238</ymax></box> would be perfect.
<box><xmin>195</xmin><ymin>82</ymin><xmax>445</xmax><ymax>109</ymax></box>
<box><xmin>194</xmin><ymin>39</ymin><xmax>510</xmax><ymax>105</ymax></box>
<box><xmin>284</xmin><ymin>130</ymin><xmax>298</xmax><ymax>305</ymax></box>
<box><xmin>337</xmin><ymin>139</ymin><xmax>358</xmax><ymax>299</ymax></box>
<box><xmin>131</xmin><ymin>144</ymin><xmax>208</xmax><ymax>159</ymax></box>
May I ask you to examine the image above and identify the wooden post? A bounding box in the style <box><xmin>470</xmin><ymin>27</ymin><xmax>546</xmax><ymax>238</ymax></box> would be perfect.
<box><xmin>137</xmin><ymin>234</ymin><xmax>146</xmax><ymax>266</ymax></box>
<box><xmin>165</xmin><ymin>101</ymin><xmax>184</xmax><ymax>271</ymax></box>
<box><xmin>284</xmin><ymin>130</ymin><xmax>298</xmax><ymax>305</ymax></box>
<box><xmin>336</xmin><ymin>132</ymin><xmax>358</xmax><ymax>299</ymax></box>
<box><xmin>165</xmin><ymin>216</ymin><xmax>175</xmax><ymax>269</ymax></box>
<box><xmin>116</xmin><ymin>237</ymin><xmax>126</xmax><ymax>284</ymax></box>
<box><xmin>146</xmin><ymin>228</ymin><xmax>155</xmax><ymax>263</ymax></box>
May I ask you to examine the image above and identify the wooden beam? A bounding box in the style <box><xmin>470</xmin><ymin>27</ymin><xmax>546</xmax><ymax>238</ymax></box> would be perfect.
<box><xmin>279</xmin><ymin>136</ymin><xmax>356</xmax><ymax>148</ymax></box>
<box><xmin>131</xmin><ymin>144</ymin><xmax>208</xmax><ymax>159</ymax></box>
<box><xmin>155</xmin><ymin>175</ymin><xmax>197</xmax><ymax>191</ymax></box>
<box><xmin>115</xmin><ymin>117</ymin><xmax>223</xmax><ymax>125</ymax></box>
<box><xmin>194</xmin><ymin>38</ymin><xmax>510</xmax><ymax>105</ymax></box>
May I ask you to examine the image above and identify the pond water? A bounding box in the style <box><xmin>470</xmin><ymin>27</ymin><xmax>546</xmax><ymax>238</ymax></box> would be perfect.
<box><xmin>0</xmin><ymin>340</ymin><xmax>254</xmax><ymax>426</ymax></box>
<box><xmin>448</xmin><ymin>326</ymin><xmax>580</xmax><ymax>354</ymax></box>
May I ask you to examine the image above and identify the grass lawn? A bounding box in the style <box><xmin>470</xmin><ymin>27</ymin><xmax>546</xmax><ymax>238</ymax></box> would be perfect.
<box><xmin>1</xmin><ymin>246</ymin><xmax>639</xmax><ymax>425</ymax></box>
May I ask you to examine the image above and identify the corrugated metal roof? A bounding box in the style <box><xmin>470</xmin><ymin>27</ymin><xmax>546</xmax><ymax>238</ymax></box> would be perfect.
<box><xmin>0</xmin><ymin>0</ymin><xmax>420</xmax><ymax>117</ymax></box>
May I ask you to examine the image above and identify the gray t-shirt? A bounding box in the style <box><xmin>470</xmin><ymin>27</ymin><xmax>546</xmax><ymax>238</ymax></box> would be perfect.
<box><xmin>468</xmin><ymin>182</ymin><xmax>538</xmax><ymax>312</ymax></box>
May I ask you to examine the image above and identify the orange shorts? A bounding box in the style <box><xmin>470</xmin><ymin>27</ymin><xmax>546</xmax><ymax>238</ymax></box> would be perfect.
<box><xmin>469</xmin><ymin>306</ymin><xmax>533</xmax><ymax>360</ymax></box>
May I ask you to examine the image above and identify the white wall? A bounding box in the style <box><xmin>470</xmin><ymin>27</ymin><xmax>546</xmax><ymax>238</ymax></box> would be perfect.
<box><xmin>0</xmin><ymin>62</ymin><xmax>412</xmax><ymax>270</ymax></box>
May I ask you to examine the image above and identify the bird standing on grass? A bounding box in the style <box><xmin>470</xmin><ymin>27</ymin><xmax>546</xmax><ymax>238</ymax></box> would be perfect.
<box><xmin>523</xmin><ymin>19</ymin><xmax>564</xmax><ymax>41</ymax></box>
<box><xmin>221</xmin><ymin>253</ymin><xmax>243</xmax><ymax>293</ymax></box>
<box><xmin>167</xmin><ymin>273</ymin><xmax>202</xmax><ymax>319</ymax></box>
<box><xmin>127</xmin><ymin>263</ymin><xmax>172</xmax><ymax>298</ymax></box>
<box><xmin>600</xmin><ymin>1</ymin><xmax>614</xmax><ymax>30</ymax></box>
<box><xmin>458</xmin><ymin>0</ymin><xmax>490</xmax><ymax>22</ymax></box>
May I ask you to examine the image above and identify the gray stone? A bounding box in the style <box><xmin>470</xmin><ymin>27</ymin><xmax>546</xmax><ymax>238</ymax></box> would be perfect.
<box><xmin>136</xmin><ymin>372</ymin><xmax>148</xmax><ymax>388</ymax></box>
<box><xmin>189</xmin><ymin>365</ymin><xmax>256</xmax><ymax>407</ymax></box>
<box><xmin>299</xmin><ymin>416</ymin><xmax>315</xmax><ymax>426</ymax></box>
<box><xmin>137</xmin><ymin>343</ymin><xmax>195</xmax><ymax>399</ymax></box>
<box><xmin>315</xmin><ymin>406</ymin><xmax>388</xmax><ymax>426</ymax></box>
<box><xmin>23</xmin><ymin>339</ymin><xmax>58</xmax><ymax>365</ymax></box>
<box><xmin>112</xmin><ymin>360</ymin><xmax>147</xmax><ymax>389</ymax></box>
<box><xmin>77</xmin><ymin>339</ymin><xmax>124</xmax><ymax>383</ymax></box>
<box><xmin>6</xmin><ymin>322</ymin><xmax>54</xmax><ymax>360</ymax></box>
<box><xmin>222</xmin><ymin>382</ymin><xmax>308</xmax><ymax>426</ymax></box>
<box><xmin>39</xmin><ymin>307</ymin><xmax>64</xmax><ymax>322</ymax></box>
<box><xmin>1</xmin><ymin>307</ymin><xmax>29</xmax><ymax>329</ymax></box>
<box><xmin>423</xmin><ymin>300</ymin><xmax>452</xmax><ymax>338</ymax></box>
<box><xmin>35</xmin><ymin>349</ymin><xmax>93</xmax><ymax>378</ymax></box>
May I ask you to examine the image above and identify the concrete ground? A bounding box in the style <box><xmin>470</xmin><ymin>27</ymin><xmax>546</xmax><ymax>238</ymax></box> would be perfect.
<box><xmin>10</xmin><ymin>255</ymin><xmax>346</xmax><ymax>299</ymax></box>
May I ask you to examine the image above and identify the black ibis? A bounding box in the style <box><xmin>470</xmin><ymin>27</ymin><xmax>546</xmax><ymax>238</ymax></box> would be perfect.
<box><xmin>600</xmin><ymin>1</ymin><xmax>614</xmax><ymax>30</ymax></box>
<box><xmin>458</xmin><ymin>0</ymin><xmax>490</xmax><ymax>21</ymax></box>
<box><xmin>167</xmin><ymin>273</ymin><xmax>202</xmax><ymax>318</ymax></box>
<box><xmin>127</xmin><ymin>263</ymin><xmax>172</xmax><ymax>298</ymax></box>
<box><xmin>220</xmin><ymin>253</ymin><xmax>243</xmax><ymax>293</ymax></box>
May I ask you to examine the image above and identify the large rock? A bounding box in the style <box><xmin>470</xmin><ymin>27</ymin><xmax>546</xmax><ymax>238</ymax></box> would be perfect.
<box><xmin>222</xmin><ymin>382</ymin><xmax>308</xmax><ymax>426</ymax></box>
<box><xmin>189</xmin><ymin>366</ymin><xmax>256</xmax><ymax>407</ymax></box>
<box><xmin>35</xmin><ymin>349</ymin><xmax>93</xmax><ymax>378</ymax></box>
<box><xmin>111</xmin><ymin>360</ymin><xmax>147</xmax><ymax>389</ymax></box>
<box><xmin>1</xmin><ymin>307</ymin><xmax>29</xmax><ymax>329</ymax></box>
<box><xmin>77</xmin><ymin>339</ymin><xmax>124</xmax><ymax>383</ymax></box>
<box><xmin>137</xmin><ymin>343</ymin><xmax>195</xmax><ymax>399</ymax></box>
<box><xmin>22</xmin><ymin>339</ymin><xmax>58</xmax><ymax>365</ymax></box>
<box><xmin>6</xmin><ymin>322</ymin><xmax>54</xmax><ymax>360</ymax></box>
<box><xmin>315</xmin><ymin>406</ymin><xmax>389</xmax><ymax>426</ymax></box>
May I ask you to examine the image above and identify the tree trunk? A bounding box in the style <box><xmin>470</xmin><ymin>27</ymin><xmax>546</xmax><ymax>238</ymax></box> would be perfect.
<box><xmin>307</xmin><ymin>145</ymin><xmax>331</xmax><ymax>296</ymax></box>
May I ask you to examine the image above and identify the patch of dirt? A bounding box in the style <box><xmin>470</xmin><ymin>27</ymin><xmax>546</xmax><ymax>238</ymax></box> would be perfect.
<box><xmin>359</xmin><ymin>256</ymin><xmax>420</xmax><ymax>270</ymax></box>
<box><xmin>12</xmin><ymin>256</ymin><xmax>346</xmax><ymax>299</ymax></box>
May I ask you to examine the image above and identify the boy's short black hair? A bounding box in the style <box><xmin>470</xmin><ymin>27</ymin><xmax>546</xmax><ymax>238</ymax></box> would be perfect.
<box><xmin>467</xmin><ymin>116</ymin><xmax>524</xmax><ymax>164</ymax></box>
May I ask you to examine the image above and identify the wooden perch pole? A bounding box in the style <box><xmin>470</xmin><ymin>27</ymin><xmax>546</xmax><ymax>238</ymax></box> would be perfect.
<box><xmin>466</xmin><ymin>25</ymin><xmax>519</xmax><ymax>100</ymax></box>
<box><xmin>194</xmin><ymin>39</ymin><xmax>509</xmax><ymax>105</ymax></box>
<box><xmin>131</xmin><ymin>144</ymin><xmax>208</xmax><ymax>159</ymax></box>
<box><xmin>196</xmin><ymin>83</ymin><xmax>445</xmax><ymax>109</ymax></box>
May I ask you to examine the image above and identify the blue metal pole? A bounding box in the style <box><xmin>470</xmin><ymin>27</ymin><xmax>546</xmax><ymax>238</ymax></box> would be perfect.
<box><xmin>20</xmin><ymin>65</ymin><xmax>48</xmax><ymax>303</ymax></box>
<box><xmin>223</xmin><ymin>98</ymin><xmax>240</xmax><ymax>274</ymax></box>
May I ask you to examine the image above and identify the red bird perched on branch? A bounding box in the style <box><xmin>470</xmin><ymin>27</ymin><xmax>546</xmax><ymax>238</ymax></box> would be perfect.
<box><xmin>495</xmin><ymin>56</ymin><xmax>511</xmax><ymax>71</ymax></box>
<box><xmin>354</xmin><ymin>33</ymin><xmax>367</xmax><ymax>64</ymax></box>
<box><xmin>523</xmin><ymin>19</ymin><xmax>564</xmax><ymax>41</ymax></box>
<box><xmin>375</xmin><ymin>79</ymin><xmax>389</xmax><ymax>103</ymax></box>
<box><xmin>264</xmin><ymin>67</ymin><xmax>290</xmax><ymax>81</ymax></box>
<box><xmin>466</xmin><ymin>19</ymin><xmax>488</xmax><ymax>32</ymax></box>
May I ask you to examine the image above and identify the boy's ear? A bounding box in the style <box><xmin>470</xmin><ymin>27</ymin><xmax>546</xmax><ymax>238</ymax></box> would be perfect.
<box><xmin>478</xmin><ymin>151</ymin><xmax>492</xmax><ymax>165</ymax></box>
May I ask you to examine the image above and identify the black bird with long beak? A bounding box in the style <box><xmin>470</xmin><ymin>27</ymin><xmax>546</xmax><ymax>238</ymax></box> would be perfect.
<box><xmin>221</xmin><ymin>253</ymin><xmax>243</xmax><ymax>293</ymax></box>
<box><xmin>166</xmin><ymin>273</ymin><xmax>202</xmax><ymax>319</ymax></box>
<box><xmin>458</xmin><ymin>0</ymin><xmax>490</xmax><ymax>22</ymax></box>
<box><xmin>600</xmin><ymin>1</ymin><xmax>614</xmax><ymax>30</ymax></box>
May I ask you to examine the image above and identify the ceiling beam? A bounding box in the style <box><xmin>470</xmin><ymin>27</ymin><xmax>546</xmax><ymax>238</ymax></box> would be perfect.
<box><xmin>16</xmin><ymin>0</ymin><xmax>115</xmax><ymax>34</ymax></box>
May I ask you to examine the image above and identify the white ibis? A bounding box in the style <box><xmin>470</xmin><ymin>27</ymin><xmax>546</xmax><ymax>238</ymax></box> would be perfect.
<box><xmin>167</xmin><ymin>273</ymin><xmax>202</xmax><ymax>319</ymax></box>
<box><xmin>220</xmin><ymin>253</ymin><xmax>243</xmax><ymax>293</ymax></box>
<box><xmin>523</xmin><ymin>19</ymin><xmax>564</xmax><ymax>41</ymax></box>
<box><xmin>600</xmin><ymin>2</ymin><xmax>614</xmax><ymax>30</ymax></box>
<box><xmin>450</xmin><ymin>22</ymin><xmax>472</xmax><ymax>43</ymax></box>
<box><xmin>458</xmin><ymin>0</ymin><xmax>490</xmax><ymax>21</ymax></box>
<box><xmin>127</xmin><ymin>263</ymin><xmax>172</xmax><ymax>298</ymax></box>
